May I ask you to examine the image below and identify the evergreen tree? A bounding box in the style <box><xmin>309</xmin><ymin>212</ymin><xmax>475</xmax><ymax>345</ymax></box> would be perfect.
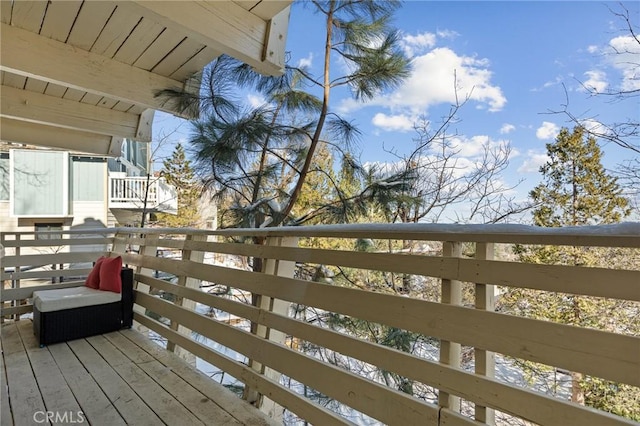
<box><xmin>160</xmin><ymin>0</ymin><xmax>411</xmax><ymax>229</ymax></box>
<box><xmin>155</xmin><ymin>143</ymin><xmax>201</xmax><ymax>228</ymax></box>
<box><xmin>530</xmin><ymin>126</ymin><xmax>629</xmax><ymax>228</ymax></box>
<box><xmin>501</xmin><ymin>126</ymin><xmax>638</xmax><ymax>418</ymax></box>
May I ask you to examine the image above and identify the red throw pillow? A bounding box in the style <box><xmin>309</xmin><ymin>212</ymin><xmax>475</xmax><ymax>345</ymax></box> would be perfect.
<box><xmin>99</xmin><ymin>256</ymin><xmax>123</xmax><ymax>293</ymax></box>
<box><xmin>85</xmin><ymin>256</ymin><xmax>105</xmax><ymax>289</ymax></box>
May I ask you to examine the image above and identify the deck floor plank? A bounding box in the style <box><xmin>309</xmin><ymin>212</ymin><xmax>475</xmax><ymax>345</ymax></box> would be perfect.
<box><xmin>47</xmin><ymin>343</ymin><xmax>126</xmax><ymax>426</ymax></box>
<box><xmin>1</xmin><ymin>337</ymin><xmax>14</xmax><ymax>426</ymax></box>
<box><xmin>120</xmin><ymin>328</ymin><xmax>278</xmax><ymax>426</ymax></box>
<box><xmin>104</xmin><ymin>331</ymin><xmax>242</xmax><ymax>425</ymax></box>
<box><xmin>66</xmin><ymin>338</ymin><xmax>163</xmax><ymax>425</ymax></box>
<box><xmin>2</xmin><ymin>323</ymin><xmax>48</xmax><ymax>423</ymax></box>
<box><xmin>85</xmin><ymin>334</ymin><xmax>205</xmax><ymax>426</ymax></box>
<box><xmin>15</xmin><ymin>321</ymin><xmax>86</xmax><ymax>422</ymax></box>
<box><xmin>2</xmin><ymin>321</ymin><xmax>273</xmax><ymax>426</ymax></box>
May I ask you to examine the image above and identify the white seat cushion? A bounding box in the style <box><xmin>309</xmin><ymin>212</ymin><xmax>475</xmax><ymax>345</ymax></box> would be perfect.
<box><xmin>33</xmin><ymin>286</ymin><xmax>121</xmax><ymax>313</ymax></box>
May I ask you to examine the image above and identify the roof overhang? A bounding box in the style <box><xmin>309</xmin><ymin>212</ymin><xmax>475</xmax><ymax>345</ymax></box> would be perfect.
<box><xmin>0</xmin><ymin>0</ymin><xmax>291</xmax><ymax>156</ymax></box>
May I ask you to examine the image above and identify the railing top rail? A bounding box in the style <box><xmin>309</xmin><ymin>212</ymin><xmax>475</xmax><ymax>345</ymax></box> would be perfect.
<box><xmin>4</xmin><ymin>223</ymin><xmax>636</xmax><ymax>247</ymax></box>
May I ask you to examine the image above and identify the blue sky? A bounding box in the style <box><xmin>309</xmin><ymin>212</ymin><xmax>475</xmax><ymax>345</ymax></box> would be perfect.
<box><xmin>154</xmin><ymin>1</ymin><xmax>639</xmax><ymax>205</ymax></box>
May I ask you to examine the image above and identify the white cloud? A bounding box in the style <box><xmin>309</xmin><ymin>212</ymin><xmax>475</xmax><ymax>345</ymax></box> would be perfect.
<box><xmin>401</xmin><ymin>32</ymin><xmax>437</xmax><ymax>57</ymax></box>
<box><xmin>581</xmin><ymin>70</ymin><xmax>608</xmax><ymax>93</ymax></box>
<box><xmin>247</xmin><ymin>94</ymin><xmax>266</xmax><ymax>108</ymax></box>
<box><xmin>518</xmin><ymin>150</ymin><xmax>549</xmax><ymax>173</ymax></box>
<box><xmin>531</xmin><ymin>75</ymin><xmax>563</xmax><ymax>92</ymax></box>
<box><xmin>371</xmin><ymin>113</ymin><xmax>414</xmax><ymax>132</ymax></box>
<box><xmin>608</xmin><ymin>35</ymin><xmax>640</xmax><ymax>91</ymax></box>
<box><xmin>499</xmin><ymin>123</ymin><xmax>516</xmax><ymax>134</ymax></box>
<box><xmin>536</xmin><ymin>121</ymin><xmax>560</xmax><ymax>140</ymax></box>
<box><xmin>436</xmin><ymin>29</ymin><xmax>459</xmax><ymax>40</ymax></box>
<box><xmin>297</xmin><ymin>52</ymin><xmax>313</xmax><ymax>69</ymax></box>
<box><xmin>579</xmin><ymin>118</ymin><xmax>605</xmax><ymax>133</ymax></box>
<box><xmin>587</xmin><ymin>45</ymin><xmax>599</xmax><ymax>54</ymax></box>
<box><xmin>339</xmin><ymin>47</ymin><xmax>506</xmax><ymax>115</ymax></box>
<box><xmin>448</xmin><ymin>135</ymin><xmax>489</xmax><ymax>157</ymax></box>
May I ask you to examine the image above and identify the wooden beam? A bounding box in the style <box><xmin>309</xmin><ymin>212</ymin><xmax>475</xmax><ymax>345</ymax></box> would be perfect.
<box><xmin>128</xmin><ymin>1</ymin><xmax>289</xmax><ymax>76</ymax></box>
<box><xmin>136</xmin><ymin>109</ymin><xmax>154</xmax><ymax>142</ymax></box>
<box><xmin>0</xmin><ymin>117</ymin><xmax>123</xmax><ymax>157</ymax></box>
<box><xmin>0</xmin><ymin>85</ymin><xmax>148</xmax><ymax>141</ymax></box>
<box><xmin>0</xmin><ymin>23</ymin><xmax>191</xmax><ymax>118</ymax></box>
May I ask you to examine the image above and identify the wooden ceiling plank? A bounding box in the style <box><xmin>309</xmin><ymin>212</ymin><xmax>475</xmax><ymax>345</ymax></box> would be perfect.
<box><xmin>3</xmin><ymin>73</ymin><xmax>26</xmax><ymax>90</ymax></box>
<box><xmin>1</xmin><ymin>85</ymin><xmax>140</xmax><ymax>139</ymax></box>
<box><xmin>128</xmin><ymin>1</ymin><xmax>288</xmax><ymax>76</ymax></box>
<box><xmin>133</xmin><ymin>30</ymin><xmax>185</xmax><ymax>71</ymax></box>
<box><xmin>113</xmin><ymin>18</ymin><xmax>165</xmax><ymax>65</ymax></box>
<box><xmin>80</xmin><ymin>92</ymin><xmax>104</xmax><ymax>106</ymax></box>
<box><xmin>43</xmin><ymin>82</ymin><xmax>68</xmax><ymax>98</ymax></box>
<box><xmin>65</xmin><ymin>1</ymin><xmax>117</xmax><ymax>51</ymax></box>
<box><xmin>8</xmin><ymin>0</ymin><xmax>48</xmax><ymax>32</ymax></box>
<box><xmin>1</xmin><ymin>117</ymin><xmax>123</xmax><ymax>157</ymax></box>
<box><xmin>39</xmin><ymin>0</ymin><xmax>82</xmax><ymax>42</ymax></box>
<box><xmin>90</xmin><ymin>4</ymin><xmax>141</xmax><ymax>58</ymax></box>
<box><xmin>111</xmin><ymin>101</ymin><xmax>135</xmax><ymax>112</ymax></box>
<box><xmin>169</xmin><ymin>46</ymin><xmax>219</xmax><ymax>81</ymax></box>
<box><xmin>62</xmin><ymin>88</ymin><xmax>85</xmax><ymax>102</ymax></box>
<box><xmin>127</xmin><ymin>105</ymin><xmax>147</xmax><ymax>115</ymax></box>
<box><xmin>152</xmin><ymin>38</ymin><xmax>207</xmax><ymax>77</ymax></box>
<box><xmin>24</xmin><ymin>78</ymin><xmax>48</xmax><ymax>94</ymax></box>
<box><xmin>244</xmin><ymin>0</ymin><xmax>292</xmax><ymax>20</ymax></box>
<box><xmin>1</xmin><ymin>23</ymin><xmax>190</xmax><ymax>117</ymax></box>
<box><xmin>233</xmin><ymin>1</ymin><xmax>261</xmax><ymax>12</ymax></box>
<box><xmin>97</xmin><ymin>98</ymin><xmax>119</xmax><ymax>109</ymax></box>
<box><xmin>1</xmin><ymin>1</ymin><xmax>13</xmax><ymax>24</ymax></box>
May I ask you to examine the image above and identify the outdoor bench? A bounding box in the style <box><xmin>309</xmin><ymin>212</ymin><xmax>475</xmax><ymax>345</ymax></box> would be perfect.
<box><xmin>32</xmin><ymin>267</ymin><xmax>134</xmax><ymax>346</ymax></box>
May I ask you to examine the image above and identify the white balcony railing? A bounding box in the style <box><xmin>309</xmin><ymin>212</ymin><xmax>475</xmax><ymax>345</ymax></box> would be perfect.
<box><xmin>108</xmin><ymin>176</ymin><xmax>177</xmax><ymax>214</ymax></box>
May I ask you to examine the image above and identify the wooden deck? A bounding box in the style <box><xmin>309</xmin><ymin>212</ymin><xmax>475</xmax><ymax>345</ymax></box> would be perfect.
<box><xmin>1</xmin><ymin>320</ymin><xmax>277</xmax><ymax>426</ymax></box>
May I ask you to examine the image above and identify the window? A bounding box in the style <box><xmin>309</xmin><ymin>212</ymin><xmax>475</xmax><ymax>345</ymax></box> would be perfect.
<box><xmin>0</xmin><ymin>152</ymin><xmax>8</xmax><ymax>201</ymax></box>
<box><xmin>35</xmin><ymin>223</ymin><xmax>63</xmax><ymax>240</ymax></box>
<box><xmin>71</xmin><ymin>157</ymin><xmax>105</xmax><ymax>201</ymax></box>
<box><xmin>11</xmin><ymin>149</ymin><xmax>69</xmax><ymax>217</ymax></box>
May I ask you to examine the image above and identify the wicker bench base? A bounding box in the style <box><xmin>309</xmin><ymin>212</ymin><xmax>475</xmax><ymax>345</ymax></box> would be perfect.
<box><xmin>33</xmin><ymin>268</ymin><xmax>134</xmax><ymax>346</ymax></box>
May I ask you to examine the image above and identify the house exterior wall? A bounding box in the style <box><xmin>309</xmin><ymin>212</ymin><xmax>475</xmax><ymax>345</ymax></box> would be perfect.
<box><xmin>0</xmin><ymin>149</ymin><xmax>116</xmax><ymax>234</ymax></box>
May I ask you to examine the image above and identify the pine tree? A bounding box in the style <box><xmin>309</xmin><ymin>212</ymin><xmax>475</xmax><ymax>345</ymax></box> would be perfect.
<box><xmin>502</xmin><ymin>126</ymin><xmax>638</xmax><ymax>418</ymax></box>
<box><xmin>155</xmin><ymin>143</ymin><xmax>201</xmax><ymax>228</ymax></box>
<box><xmin>159</xmin><ymin>0</ymin><xmax>411</xmax><ymax>230</ymax></box>
<box><xmin>530</xmin><ymin>126</ymin><xmax>628</xmax><ymax>228</ymax></box>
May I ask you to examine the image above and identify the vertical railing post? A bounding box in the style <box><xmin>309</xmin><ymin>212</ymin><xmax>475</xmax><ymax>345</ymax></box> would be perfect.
<box><xmin>475</xmin><ymin>242</ymin><xmax>496</xmax><ymax>425</ymax></box>
<box><xmin>166</xmin><ymin>233</ymin><xmax>206</xmax><ymax>366</ymax></box>
<box><xmin>0</xmin><ymin>238</ymin><xmax>4</xmax><ymax>324</ymax></box>
<box><xmin>131</xmin><ymin>232</ymin><xmax>158</xmax><ymax>333</ymax></box>
<box><xmin>13</xmin><ymin>235</ymin><xmax>21</xmax><ymax>321</ymax></box>
<box><xmin>438</xmin><ymin>241</ymin><xmax>462</xmax><ymax>413</ymax></box>
<box><xmin>243</xmin><ymin>236</ymin><xmax>297</xmax><ymax>422</ymax></box>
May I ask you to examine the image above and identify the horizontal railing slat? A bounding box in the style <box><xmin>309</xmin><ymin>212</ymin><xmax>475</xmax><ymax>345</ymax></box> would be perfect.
<box><xmin>1</xmin><ymin>268</ymin><xmax>92</xmax><ymax>282</ymax></box>
<box><xmin>1</xmin><ymin>252</ymin><xmax>107</xmax><ymax>268</ymax></box>
<box><xmin>135</xmin><ymin>272</ymin><xmax>633</xmax><ymax>426</ymax></box>
<box><xmin>1</xmin><ymin>281</ymin><xmax>85</xmax><ymax>302</ymax></box>
<box><xmin>0</xmin><ymin>305</ymin><xmax>32</xmax><ymax>316</ymax></box>
<box><xmin>6</xmin><ymin>223</ymin><xmax>640</xmax><ymax>247</ymax></box>
<box><xmin>172</xmin><ymin>241</ymin><xmax>640</xmax><ymax>301</ymax></box>
<box><xmin>0</xmin><ymin>237</ymin><xmax>113</xmax><ymax>248</ymax></box>
<box><xmin>133</xmin><ymin>313</ymin><xmax>353</xmax><ymax>426</ymax></box>
<box><xmin>123</xmin><ymin>253</ymin><xmax>640</xmax><ymax>387</ymax></box>
<box><xmin>135</xmin><ymin>291</ymin><xmax>441</xmax><ymax>425</ymax></box>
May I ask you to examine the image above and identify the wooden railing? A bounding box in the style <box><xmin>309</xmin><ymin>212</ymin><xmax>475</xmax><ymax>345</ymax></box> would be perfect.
<box><xmin>1</xmin><ymin>224</ymin><xmax>639</xmax><ymax>425</ymax></box>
